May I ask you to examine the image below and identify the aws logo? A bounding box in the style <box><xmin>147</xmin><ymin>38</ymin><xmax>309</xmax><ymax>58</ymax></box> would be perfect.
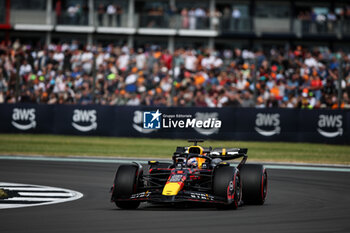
<box><xmin>72</xmin><ymin>109</ymin><xmax>97</xmax><ymax>132</ymax></box>
<box><xmin>317</xmin><ymin>115</ymin><xmax>343</xmax><ymax>138</ymax></box>
<box><xmin>11</xmin><ymin>108</ymin><xmax>36</xmax><ymax>130</ymax></box>
<box><xmin>254</xmin><ymin>113</ymin><xmax>280</xmax><ymax>136</ymax></box>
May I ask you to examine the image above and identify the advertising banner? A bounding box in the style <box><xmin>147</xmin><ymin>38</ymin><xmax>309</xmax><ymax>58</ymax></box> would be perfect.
<box><xmin>53</xmin><ymin>105</ymin><xmax>115</xmax><ymax>136</ymax></box>
<box><xmin>0</xmin><ymin>104</ymin><xmax>349</xmax><ymax>144</ymax></box>
<box><xmin>0</xmin><ymin>104</ymin><xmax>54</xmax><ymax>134</ymax></box>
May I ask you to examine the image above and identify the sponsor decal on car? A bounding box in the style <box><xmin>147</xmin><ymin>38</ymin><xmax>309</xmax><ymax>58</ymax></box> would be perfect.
<box><xmin>169</xmin><ymin>174</ymin><xmax>183</xmax><ymax>182</ymax></box>
<box><xmin>72</xmin><ymin>109</ymin><xmax>97</xmax><ymax>132</ymax></box>
<box><xmin>130</xmin><ymin>191</ymin><xmax>151</xmax><ymax>199</ymax></box>
<box><xmin>11</xmin><ymin>108</ymin><xmax>36</xmax><ymax>130</ymax></box>
<box><xmin>317</xmin><ymin>114</ymin><xmax>343</xmax><ymax>138</ymax></box>
<box><xmin>254</xmin><ymin>113</ymin><xmax>280</xmax><ymax>136</ymax></box>
<box><xmin>190</xmin><ymin>192</ymin><xmax>214</xmax><ymax>201</ymax></box>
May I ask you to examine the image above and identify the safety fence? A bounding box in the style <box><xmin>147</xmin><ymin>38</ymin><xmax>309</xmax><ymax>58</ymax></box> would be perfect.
<box><xmin>0</xmin><ymin>104</ymin><xmax>349</xmax><ymax>144</ymax></box>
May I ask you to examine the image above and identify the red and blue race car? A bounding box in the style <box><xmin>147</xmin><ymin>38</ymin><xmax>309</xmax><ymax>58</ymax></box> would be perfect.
<box><xmin>111</xmin><ymin>139</ymin><xmax>267</xmax><ymax>209</ymax></box>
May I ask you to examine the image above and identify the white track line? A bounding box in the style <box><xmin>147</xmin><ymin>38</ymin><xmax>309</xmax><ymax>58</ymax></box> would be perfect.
<box><xmin>0</xmin><ymin>182</ymin><xmax>83</xmax><ymax>210</ymax></box>
<box><xmin>6</xmin><ymin>197</ymin><xmax>66</xmax><ymax>201</ymax></box>
<box><xmin>0</xmin><ymin>204</ymin><xmax>27</xmax><ymax>208</ymax></box>
<box><xmin>0</xmin><ymin>183</ymin><xmax>30</xmax><ymax>186</ymax></box>
<box><xmin>18</xmin><ymin>192</ymin><xmax>73</xmax><ymax>197</ymax></box>
<box><xmin>0</xmin><ymin>187</ymin><xmax>64</xmax><ymax>191</ymax></box>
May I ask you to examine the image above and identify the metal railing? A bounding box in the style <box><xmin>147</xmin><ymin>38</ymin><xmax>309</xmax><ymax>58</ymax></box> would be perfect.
<box><xmin>8</xmin><ymin>8</ymin><xmax>350</xmax><ymax>38</ymax></box>
<box><xmin>294</xmin><ymin>19</ymin><xmax>350</xmax><ymax>36</ymax></box>
<box><xmin>219</xmin><ymin>17</ymin><xmax>252</xmax><ymax>33</ymax></box>
<box><xmin>10</xmin><ymin>9</ymin><xmax>47</xmax><ymax>25</ymax></box>
<box><xmin>138</xmin><ymin>14</ymin><xmax>175</xmax><ymax>28</ymax></box>
<box><xmin>56</xmin><ymin>12</ymin><xmax>90</xmax><ymax>26</ymax></box>
<box><xmin>95</xmin><ymin>13</ymin><xmax>128</xmax><ymax>27</ymax></box>
<box><xmin>136</xmin><ymin>14</ymin><xmax>211</xmax><ymax>30</ymax></box>
<box><xmin>294</xmin><ymin>19</ymin><xmax>340</xmax><ymax>35</ymax></box>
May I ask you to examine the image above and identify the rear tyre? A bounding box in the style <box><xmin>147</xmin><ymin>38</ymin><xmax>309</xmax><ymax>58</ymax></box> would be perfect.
<box><xmin>112</xmin><ymin>165</ymin><xmax>141</xmax><ymax>209</ymax></box>
<box><xmin>213</xmin><ymin>166</ymin><xmax>241</xmax><ymax>210</ymax></box>
<box><xmin>240</xmin><ymin>164</ymin><xmax>267</xmax><ymax>205</ymax></box>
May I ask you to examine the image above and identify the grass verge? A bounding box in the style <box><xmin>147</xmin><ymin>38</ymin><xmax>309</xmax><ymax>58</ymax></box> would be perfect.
<box><xmin>0</xmin><ymin>134</ymin><xmax>349</xmax><ymax>165</ymax></box>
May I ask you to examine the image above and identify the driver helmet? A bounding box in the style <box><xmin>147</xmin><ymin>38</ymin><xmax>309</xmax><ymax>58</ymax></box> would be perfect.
<box><xmin>187</xmin><ymin>158</ymin><xmax>198</xmax><ymax>168</ymax></box>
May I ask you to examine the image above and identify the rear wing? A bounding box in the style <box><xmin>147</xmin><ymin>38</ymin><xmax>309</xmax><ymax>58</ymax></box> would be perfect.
<box><xmin>209</xmin><ymin>148</ymin><xmax>248</xmax><ymax>169</ymax></box>
<box><xmin>209</xmin><ymin>148</ymin><xmax>248</xmax><ymax>160</ymax></box>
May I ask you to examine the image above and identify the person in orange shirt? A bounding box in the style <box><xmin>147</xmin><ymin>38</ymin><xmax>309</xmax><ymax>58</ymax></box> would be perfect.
<box><xmin>310</xmin><ymin>75</ymin><xmax>323</xmax><ymax>100</ymax></box>
<box><xmin>194</xmin><ymin>73</ymin><xmax>205</xmax><ymax>85</ymax></box>
<box><xmin>270</xmin><ymin>85</ymin><xmax>280</xmax><ymax>99</ymax></box>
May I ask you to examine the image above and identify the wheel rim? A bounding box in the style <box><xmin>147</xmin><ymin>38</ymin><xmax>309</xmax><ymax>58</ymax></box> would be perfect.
<box><xmin>235</xmin><ymin>174</ymin><xmax>241</xmax><ymax>202</ymax></box>
<box><xmin>227</xmin><ymin>180</ymin><xmax>234</xmax><ymax>201</ymax></box>
<box><xmin>262</xmin><ymin>171</ymin><xmax>267</xmax><ymax>200</ymax></box>
<box><xmin>227</xmin><ymin>173</ymin><xmax>240</xmax><ymax>206</ymax></box>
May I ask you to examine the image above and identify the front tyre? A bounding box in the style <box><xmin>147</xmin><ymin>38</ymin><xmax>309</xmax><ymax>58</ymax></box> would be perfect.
<box><xmin>112</xmin><ymin>165</ymin><xmax>141</xmax><ymax>209</ymax></box>
<box><xmin>213</xmin><ymin>166</ymin><xmax>241</xmax><ymax>210</ymax></box>
<box><xmin>240</xmin><ymin>164</ymin><xmax>267</xmax><ymax>205</ymax></box>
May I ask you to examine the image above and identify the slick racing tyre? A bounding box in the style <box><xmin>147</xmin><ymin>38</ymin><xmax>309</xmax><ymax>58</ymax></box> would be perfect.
<box><xmin>112</xmin><ymin>165</ymin><xmax>141</xmax><ymax>209</ymax></box>
<box><xmin>240</xmin><ymin>164</ymin><xmax>267</xmax><ymax>205</ymax></box>
<box><xmin>213</xmin><ymin>166</ymin><xmax>241</xmax><ymax>210</ymax></box>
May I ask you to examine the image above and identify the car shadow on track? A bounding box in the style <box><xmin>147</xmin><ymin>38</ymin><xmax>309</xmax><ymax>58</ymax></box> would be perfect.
<box><xmin>109</xmin><ymin>203</ymin><xmax>248</xmax><ymax>211</ymax></box>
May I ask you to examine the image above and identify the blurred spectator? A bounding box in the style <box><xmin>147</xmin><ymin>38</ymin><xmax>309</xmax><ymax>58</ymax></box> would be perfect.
<box><xmin>181</xmin><ymin>8</ymin><xmax>189</xmax><ymax>29</ymax></box>
<box><xmin>316</xmin><ymin>13</ymin><xmax>327</xmax><ymax>33</ymax></box>
<box><xmin>55</xmin><ymin>0</ymin><xmax>62</xmax><ymax>24</ymax></box>
<box><xmin>147</xmin><ymin>7</ymin><xmax>163</xmax><ymax>28</ymax></box>
<box><xmin>136</xmin><ymin>48</ymin><xmax>146</xmax><ymax>70</ymax></box>
<box><xmin>184</xmin><ymin>50</ymin><xmax>197</xmax><ymax>72</ymax></box>
<box><xmin>167</xmin><ymin>4</ymin><xmax>177</xmax><ymax>28</ymax></box>
<box><xmin>298</xmin><ymin>11</ymin><xmax>311</xmax><ymax>33</ymax></box>
<box><xmin>107</xmin><ymin>4</ymin><xmax>116</xmax><ymax>27</ymax></box>
<box><xmin>117</xmin><ymin>51</ymin><xmax>129</xmax><ymax>72</ymax></box>
<box><xmin>116</xmin><ymin>5</ymin><xmax>123</xmax><ymax>27</ymax></box>
<box><xmin>188</xmin><ymin>8</ymin><xmax>196</xmax><ymax>30</ymax></box>
<box><xmin>232</xmin><ymin>7</ymin><xmax>241</xmax><ymax>30</ymax></box>
<box><xmin>97</xmin><ymin>3</ymin><xmax>105</xmax><ymax>26</ymax></box>
<box><xmin>211</xmin><ymin>9</ymin><xmax>222</xmax><ymax>30</ymax></box>
<box><xmin>327</xmin><ymin>11</ymin><xmax>337</xmax><ymax>32</ymax></box>
<box><xmin>0</xmin><ymin>68</ymin><xmax>7</xmax><ymax>103</ymax></box>
<box><xmin>82</xmin><ymin>4</ymin><xmax>89</xmax><ymax>25</ymax></box>
<box><xmin>67</xmin><ymin>4</ymin><xmax>80</xmax><ymax>25</ymax></box>
<box><xmin>194</xmin><ymin>7</ymin><xmax>206</xmax><ymax>29</ymax></box>
<box><xmin>222</xmin><ymin>6</ymin><xmax>231</xmax><ymax>30</ymax></box>
<box><xmin>0</xmin><ymin>40</ymin><xmax>349</xmax><ymax>109</ymax></box>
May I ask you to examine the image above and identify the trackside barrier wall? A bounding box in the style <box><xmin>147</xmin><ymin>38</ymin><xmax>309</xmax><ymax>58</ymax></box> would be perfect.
<box><xmin>0</xmin><ymin>104</ymin><xmax>349</xmax><ymax>144</ymax></box>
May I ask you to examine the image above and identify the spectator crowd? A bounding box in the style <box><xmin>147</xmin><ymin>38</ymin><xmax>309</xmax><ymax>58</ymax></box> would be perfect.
<box><xmin>298</xmin><ymin>6</ymin><xmax>350</xmax><ymax>33</ymax></box>
<box><xmin>0</xmin><ymin>39</ymin><xmax>350</xmax><ymax>109</ymax></box>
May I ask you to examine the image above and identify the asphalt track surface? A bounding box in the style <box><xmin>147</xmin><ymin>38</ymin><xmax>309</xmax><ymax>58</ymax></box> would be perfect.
<box><xmin>1</xmin><ymin>159</ymin><xmax>350</xmax><ymax>233</ymax></box>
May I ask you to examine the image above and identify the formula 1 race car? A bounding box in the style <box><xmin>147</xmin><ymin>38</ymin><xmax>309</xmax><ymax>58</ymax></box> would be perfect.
<box><xmin>110</xmin><ymin>139</ymin><xmax>267</xmax><ymax>209</ymax></box>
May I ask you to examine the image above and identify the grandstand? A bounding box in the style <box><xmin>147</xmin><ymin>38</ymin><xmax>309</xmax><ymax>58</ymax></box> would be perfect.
<box><xmin>0</xmin><ymin>0</ymin><xmax>350</xmax><ymax>108</ymax></box>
